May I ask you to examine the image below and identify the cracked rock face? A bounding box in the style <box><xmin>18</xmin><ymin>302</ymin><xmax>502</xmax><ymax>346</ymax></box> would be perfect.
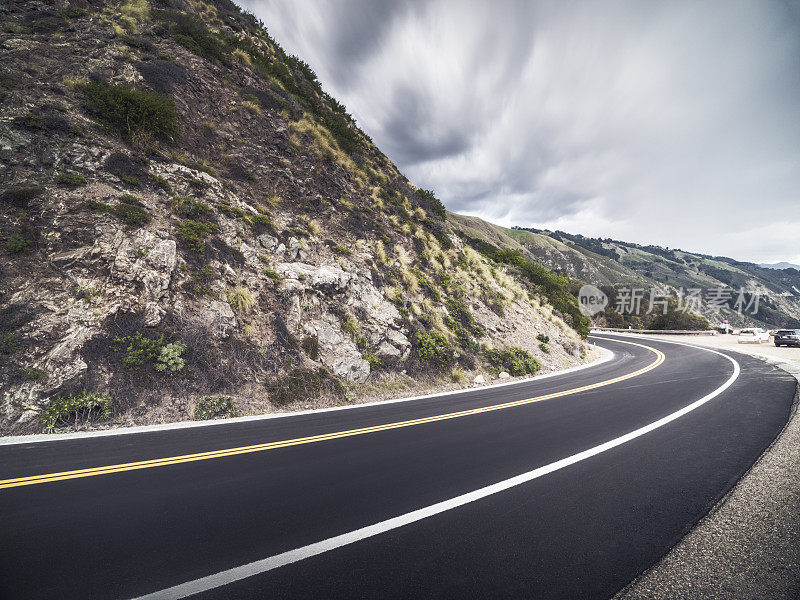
<box><xmin>304</xmin><ymin>316</ymin><xmax>370</xmax><ymax>382</ymax></box>
<box><xmin>278</xmin><ymin>262</ymin><xmax>410</xmax><ymax>379</ymax></box>
<box><xmin>276</xmin><ymin>262</ymin><xmax>353</xmax><ymax>291</ymax></box>
<box><xmin>203</xmin><ymin>301</ymin><xmax>237</xmax><ymax>339</ymax></box>
<box><xmin>111</xmin><ymin>231</ymin><xmax>176</xmax><ymax>325</ymax></box>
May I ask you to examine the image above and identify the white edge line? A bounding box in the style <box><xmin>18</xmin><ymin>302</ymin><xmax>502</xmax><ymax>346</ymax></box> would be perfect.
<box><xmin>131</xmin><ymin>339</ymin><xmax>739</xmax><ymax>600</ymax></box>
<box><xmin>0</xmin><ymin>347</ymin><xmax>614</xmax><ymax>446</ymax></box>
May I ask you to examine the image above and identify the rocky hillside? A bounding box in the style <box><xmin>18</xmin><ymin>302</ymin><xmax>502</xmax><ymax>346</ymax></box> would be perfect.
<box><xmin>449</xmin><ymin>214</ymin><xmax>800</xmax><ymax>329</ymax></box>
<box><xmin>0</xmin><ymin>0</ymin><xmax>591</xmax><ymax>434</ymax></box>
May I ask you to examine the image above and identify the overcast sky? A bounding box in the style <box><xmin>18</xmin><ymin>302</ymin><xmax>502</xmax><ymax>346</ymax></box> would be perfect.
<box><xmin>237</xmin><ymin>0</ymin><xmax>800</xmax><ymax>264</ymax></box>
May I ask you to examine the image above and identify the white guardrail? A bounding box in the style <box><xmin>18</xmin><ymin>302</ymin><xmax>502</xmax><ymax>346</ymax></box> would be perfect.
<box><xmin>591</xmin><ymin>327</ymin><xmax>718</xmax><ymax>336</ymax></box>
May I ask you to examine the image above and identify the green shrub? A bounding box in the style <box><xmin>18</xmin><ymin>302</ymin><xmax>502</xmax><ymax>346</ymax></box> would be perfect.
<box><xmin>536</xmin><ymin>333</ymin><xmax>550</xmax><ymax>344</ymax></box>
<box><xmin>539</xmin><ymin>342</ymin><xmax>550</xmax><ymax>354</ymax></box>
<box><xmin>411</xmin><ymin>267</ymin><xmax>440</xmax><ymax>301</ymax></box>
<box><xmin>1</xmin><ymin>186</ymin><xmax>43</xmax><ymax>208</ymax></box>
<box><xmin>226</xmin><ymin>286</ymin><xmax>255</xmax><ymax>312</ymax></box>
<box><xmin>113</xmin><ymin>333</ymin><xmax>187</xmax><ymax>372</ymax></box>
<box><xmin>119</xmin><ymin>174</ymin><xmax>142</xmax><ymax>187</ymax></box>
<box><xmin>484</xmin><ymin>346</ymin><xmax>541</xmax><ymax>376</ymax></box>
<box><xmin>113</xmin><ymin>332</ymin><xmax>164</xmax><ymax>369</ymax></box>
<box><xmin>445</xmin><ymin>297</ymin><xmax>482</xmax><ymax>335</ymax></box>
<box><xmin>56</xmin><ymin>172</ymin><xmax>87</xmax><ymax>187</ymax></box>
<box><xmin>414</xmin><ymin>330</ymin><xmax>454</xmax><ymax>369</ymax></box>
<box><xmin>3</xmin><ymin>233</ymin><xmax>29</xmax><ymax>254</ymax></box>
<box><xmin>173</xmin><ymin>196</ymin><xmax>211</xmax><ymax>219</ymax></box>
<box><xmin>155</xmin><ymin>342</ymin><xmax>187</xmax><ymax>372</ymax></box>
<box><xmin>113</xmin><ymin>194</ymin><xmax>151</xmax><ymax>227</ymax></box>
<box><xmin>170</xmin><ymin>12</ymin><xmax>231</xmax><ymax>65</ymax></box>
<box><xmin>80</xmin><ymin>79</ymin><xmax>177</xmax><ymax>142</ymax></box>
<box><xmin>265</xmin><ymin>367</ymin><xmax>345</xmax><ymax>406</ymax></box>
<box><xmin>150</xmin><ymin>174</ymin><xmax>173</xmax><ymax>193</ymax></box>
<box><xmin>187</xmin><ymin>160</ymin><xmax>217</xmax><ymax>177</ymax></box>
<box><xmin>29</xmin><ymin>16</ymin><xmax>65</xmax><ymax>33</ymax></box>
<box><xmin>0</xmin><ymin>333</ymin><xmax>21</xmax><ymax>355</ymax></box>
<box><xmin>342</xmin><ymin>315</ymin><xmax>359</xmax><ymax>338</ymax></box>
<box><xmin>416</xmin><ymin>188</ymin><xmax>446</xmax><ymax>220</ymax></box>
<box><xmin>648</xmin><ymin>299</ymin><xmax>711</xmax><ymax>330</ymax></box>
<box><xmin>362</xmin><ymin>353</ymin><xmax>383</xmax><ymax>370</ymax></box>
<box><xmin>175</xmin><ymin>219</ymin><xmax>217</xmax><ymax>252</ymax></box>
<box><xmin>43</xmin><ymin>392</ymin><xmax>112</xmax><ymax>433</ymax></box>
<box><xmin>250</xmin><ymin>214</ymin><xmax>271</xmax><ymax>234</ymax></box>
<box><xmin>185</xmin><ymin>265</ymin><xmax>218</xmax><ymax>296</ymax></box>
<box><xmin>57</xmin><ymin>6</ymin><xmax>87</xmax><ymax>19</ymax></box>
<box><xmin>263</xmin><ymin>269</ymin><xmax>282</xmax><ymax>283</ymax></box>
<box><xmin>301</xmin><ymin>335</ymin><xmax>319</xmax><ymax>360</ymax></box>
<box><xmin>331</xmin><ymin>245</ymin><xmax>352</xmax><ymax>257</ymax></box>
<box><xmin>87</xmin><ymin>199</ymin><xmax>113</xmax><ymax>213</ymax></box>
<box><xmin>194</xmin><ymin>395</ymin><xmax>237</xmax><ymax>420</ymax></box>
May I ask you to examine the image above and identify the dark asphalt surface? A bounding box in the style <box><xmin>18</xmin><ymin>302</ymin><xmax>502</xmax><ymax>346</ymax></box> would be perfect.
<box><xmin>0</xmin><ymin>335</ymin><xmax>795</xmax><ymax>600</ymax></box>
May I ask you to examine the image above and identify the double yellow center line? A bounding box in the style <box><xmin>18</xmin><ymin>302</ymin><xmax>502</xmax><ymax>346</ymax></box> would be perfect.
<box><xmin>0</xmin><ymin>337</ymin><xmax>663</xmax><ymax>491</ymax></box>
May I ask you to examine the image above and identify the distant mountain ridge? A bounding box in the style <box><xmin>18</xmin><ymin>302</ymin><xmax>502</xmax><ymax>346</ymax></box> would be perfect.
<box><xmin>446</xmin><ymin>216</ymin><xmax>800</xmax><ymax>329</ymax></box>
<box><xmin>760</xmin><ymin>262</ymin><xmax>800</xmax><ymax>271</ymax></box>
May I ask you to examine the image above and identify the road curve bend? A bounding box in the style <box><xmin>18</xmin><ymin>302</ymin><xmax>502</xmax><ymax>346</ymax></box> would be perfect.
<box><xmin>0</xmin><ymin>334</ymin><xmax>795</xmax><ymax>599</ymax></box>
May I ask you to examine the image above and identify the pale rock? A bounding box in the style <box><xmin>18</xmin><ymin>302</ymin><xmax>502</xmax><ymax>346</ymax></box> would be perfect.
<box><xmin>276</xmin><ymin>262</ymin><xmax>352</xmax><ymax>291</ymax></box>
<box><xmin>205</xmin><ymin>300</ymin><xmax>237</xmax><ymax>338</ymax></box>
<box><xmin>473</xmin><ymin>374</ymin><xmax>486</xmax><ymax>385</ymax></box>
<box><xmin>143</xmin><ymin>302</ymin><xmax>166</xmax><ymax>327</ymax></box>
<box><xmin>304</xmin><ymin>316</ymin><xmax>370</xmax><ymax>382</ymax></box>
<box><xmin>498</xmin><ymin>371</ymin><xmax>510</xmax><ymax>379</ymax></box>
<box><xmin>376</xmin><ymin>341</ymin><xmax>401</xmax><ymax>358</ymax></box>
<box><xmin>287</xmin><ymin>237</ymin><xmax>303</xmax><ymax>260</ymax></box>
<box><xmin>258</xmin><ymin>234</ymin><xmax>278</xmax><ymax>251</ymax></box>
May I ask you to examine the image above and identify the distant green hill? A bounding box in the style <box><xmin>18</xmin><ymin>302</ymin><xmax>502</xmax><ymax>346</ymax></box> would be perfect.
<box><xmin>447</xmin><ymin>215</ymin><xmax>800</xmax><ymax>329</ymax></box>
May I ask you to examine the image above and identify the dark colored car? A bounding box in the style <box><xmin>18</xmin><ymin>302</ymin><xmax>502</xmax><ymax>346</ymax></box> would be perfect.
<box><xmin>774</xmin><ymin>329</ymin><xmax>800</xmax><ymax>347</ymax></box>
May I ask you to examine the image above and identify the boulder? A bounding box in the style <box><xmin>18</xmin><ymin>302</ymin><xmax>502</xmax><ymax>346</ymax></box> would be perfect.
<box><xmin>332</xmin><ymin>352</ymin><xmax>370</xmax><ymax>382</ymax></box>
<box><xmin>205</xmin><ymin>300</ymin><xmax>237</xmax><ymax>338</ymax></box>
<box><xmin>473</xmin><ymin>374</ymin><xmax>486</xmax><ymax>385</ymax></box>
<box><xmin>376</xmin><ymin>341</ymin><xmax>401</xmax><ymax>358</ymax></box>
<box><xmin>257</xmin><ymin>234</ymin><xmax>278</xmax><ymax>251</ymax></box>
<box><xmin>498</xmin><ymin>371</ymin><xmax>510</xmax><ymax>379</ymax></box>
<box><xmin>276</xmin><ymin>262</ymin><xmax>353</xmax><ymax>291</ymax></box>
<box><xmin>305</xmin><ymin>316</ymin><xmax>370</xmax><ymax>383</ymax></box>
<box><xmin>286</xmin><ymin>236</ymin><xmax>305</xmax><ymax>260</ymax></box>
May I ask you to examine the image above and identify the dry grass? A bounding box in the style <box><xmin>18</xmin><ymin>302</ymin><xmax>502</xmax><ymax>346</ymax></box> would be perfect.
<box><xmin>241</xmin><ymin>100</ymin><xmax>262</xmax><ymax>115</ymax></box>
<box><xmin>226</xmin><ymin>286</ymin><xmax>256</xmax><ymax>313</ymax></box>
<box><xmin>394</xmin><ymin>245</ymin><xmax>411</xmax><ymax>267</ymax></box>
<box><xmin>288</xmin><ymin>116</ymin><xmax>365</xmax><ymax>184</ymax></box>
<box><xmin>307</xmin><ymin>219</ymin><xmax>321</xmax><ymax>236</ymax></box>
<box><xmin>232</xmin><ymin>48</ymin><xmax>252</xmax><ymax>67</ymax></box>
<box><xmin>374</xmin><ymin>240</ymin><xmax>387</xmax><ymax>264</ymax></box>
<box><xmin>401</xmin><ymin>267</ymin><xmax>419</xmax><ymax>293</ymax></box>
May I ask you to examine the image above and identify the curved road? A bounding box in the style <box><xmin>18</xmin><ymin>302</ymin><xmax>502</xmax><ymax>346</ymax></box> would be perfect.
<box><xmin>0</xmin><ymin>335</ymin><xmax>795</xmax><ymax>599</ymax></box>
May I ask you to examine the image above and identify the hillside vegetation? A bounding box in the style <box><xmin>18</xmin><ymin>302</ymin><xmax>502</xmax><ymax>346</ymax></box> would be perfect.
<box><xmin>0</xmin><ymin>0</ymin><xmax>590</xmax><ymax>434</ymax></box>
<box><xmin>452</xmin><ymin>217</ymin><xmax>800</xmax><ymax>330</ymax></box>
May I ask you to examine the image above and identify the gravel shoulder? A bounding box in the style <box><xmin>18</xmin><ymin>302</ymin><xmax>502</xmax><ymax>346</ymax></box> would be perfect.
<box><xmin>613</xmin><ymin>333</ymin><xmax>800</xmax><ymax>600</ymax></box>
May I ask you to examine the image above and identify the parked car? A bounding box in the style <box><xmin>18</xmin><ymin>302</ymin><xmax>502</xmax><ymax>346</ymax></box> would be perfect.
<box><xmin>774</xmin><ymin>329</ymin><xmax>800</xmax><ymax>347</ymax></box>
<box><xmin>737</xmin><ymin>328</ymin><xmax>770</xmax><ymax>344</ymax></box>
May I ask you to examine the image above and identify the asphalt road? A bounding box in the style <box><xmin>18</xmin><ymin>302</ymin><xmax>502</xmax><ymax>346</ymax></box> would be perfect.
<box><xmin>0</xmin><ymin>335</ymin><xmax>795</xmax><ymax>600</ymax></box>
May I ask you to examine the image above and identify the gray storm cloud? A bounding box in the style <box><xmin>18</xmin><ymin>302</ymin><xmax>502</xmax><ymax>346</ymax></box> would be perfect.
<box><xmin>237</xmin><ymin>0</ymin><xmax>800</xmax><ymax>263</ymax></box>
